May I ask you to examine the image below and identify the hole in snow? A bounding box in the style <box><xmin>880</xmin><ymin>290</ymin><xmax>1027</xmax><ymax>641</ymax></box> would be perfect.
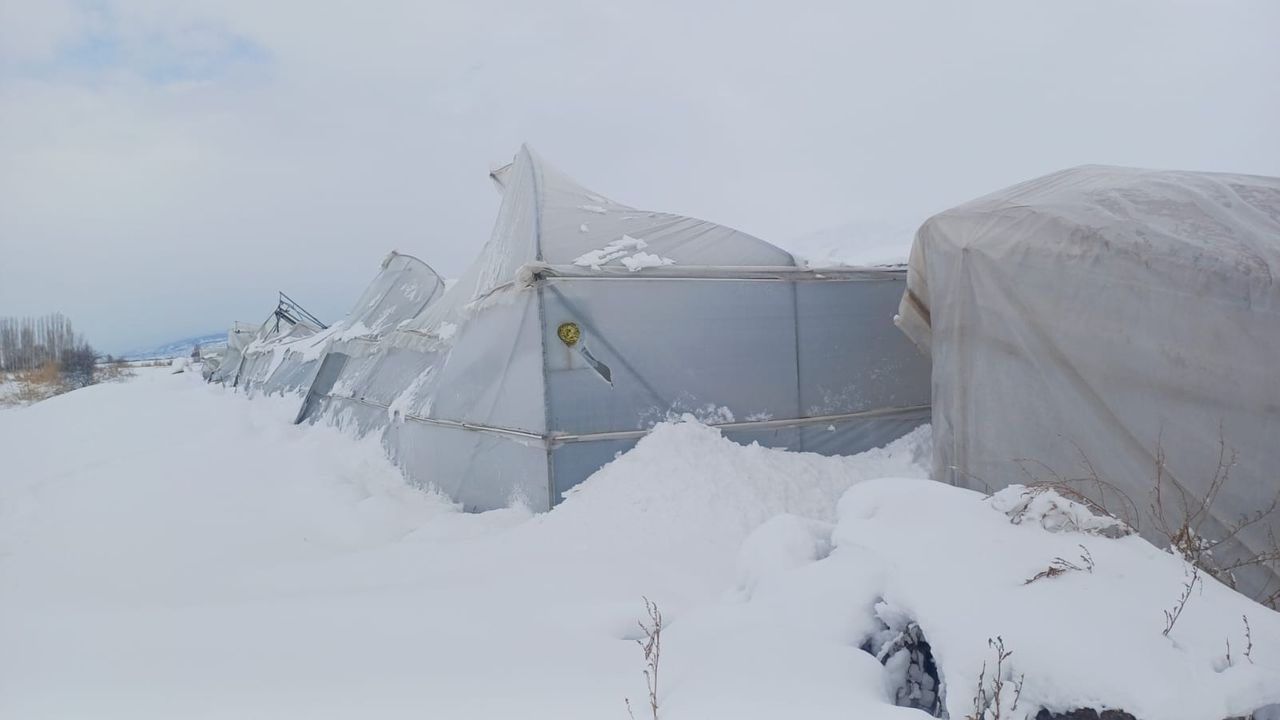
<box><xmin>861</xmin><ymin>601</ymin><xmax>944</xmax><ymax>717</ymax></box>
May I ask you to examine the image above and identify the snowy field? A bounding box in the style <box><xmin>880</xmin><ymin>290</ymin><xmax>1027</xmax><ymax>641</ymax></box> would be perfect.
<box><xmin>2</xmin><ymin>368</ymin><xmax>1278</xmax><ymax>719</ymax></box>
<box><xmin>0</xmin><ymin>376</ymin><xmax>19</xmax><ymax>407</ymax></box>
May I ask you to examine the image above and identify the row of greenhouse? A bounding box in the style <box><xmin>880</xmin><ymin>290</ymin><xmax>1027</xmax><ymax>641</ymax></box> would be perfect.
<box><xmin>205</xmin><ymin>146</ymin><xmax>1280</xmax><ymax>602</ymax></box>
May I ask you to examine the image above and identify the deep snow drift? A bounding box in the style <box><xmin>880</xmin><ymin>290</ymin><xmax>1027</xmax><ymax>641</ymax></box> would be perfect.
<box><xmin>1</xmin><ymin>369</ymin><xmax>1277</xmax><ymax>719</ymax></box>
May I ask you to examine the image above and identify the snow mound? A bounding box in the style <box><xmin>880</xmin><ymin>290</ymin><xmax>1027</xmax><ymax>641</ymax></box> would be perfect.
<box><xmin>549</xmin><ymin>420</ymin><xmax>930</xmax><ymax>572</ymax></box>
<box><xmin>4</xmin><ymin>372</ymin><xmax>1277</xmax><ymax>719</ymax></box>
<box><xmin>831</xmin><ymin>479</ymin><xmax>1280</xmax><ymax>719</ymax></box>
<box><xmin>670</xmin><ymin>477</ymin><xmax>1280</xmax><ymax>719</ymax></box>
<box><xmin>735</xmin><ymin>514</ymin><xmax>834</xmax><ymax>598</ymax></box>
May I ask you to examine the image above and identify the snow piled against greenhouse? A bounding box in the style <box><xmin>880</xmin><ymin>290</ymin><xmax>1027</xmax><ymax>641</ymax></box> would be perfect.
<box><xmin>1</xmin><ymin>368</ymin><xmax>1278</xmax><ymax>719</ymax></box>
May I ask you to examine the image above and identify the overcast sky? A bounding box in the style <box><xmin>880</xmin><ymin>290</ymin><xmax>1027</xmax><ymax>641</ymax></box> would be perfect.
<box><xmin>1</xmin><ymin>1</ymin><xmax>1277</xmax><ymax>353</ymax></box>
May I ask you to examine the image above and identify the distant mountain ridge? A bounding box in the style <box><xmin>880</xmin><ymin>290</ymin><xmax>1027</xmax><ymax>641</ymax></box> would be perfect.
<box><xmin>121</xmin><ymin>332</ymin><xmax>227</xmax><ymax>361</ymax></box>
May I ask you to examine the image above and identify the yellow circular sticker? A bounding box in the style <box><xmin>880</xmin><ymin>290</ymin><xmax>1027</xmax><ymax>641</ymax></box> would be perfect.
<box><xmin>557</xmin><ymin>321</ymin><xmax>581</xmax><ymax>347</ymax></box>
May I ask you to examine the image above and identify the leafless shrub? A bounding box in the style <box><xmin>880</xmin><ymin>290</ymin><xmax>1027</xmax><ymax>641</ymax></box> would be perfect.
<box><xmin>1150</xmin><ymin>431</ymin><xmax>1280</xmax><ymax>607</ymax></box>
<box><xmin>966</xmin><ymin>637</ymin><xmax>1024</xmax><ymax>720</ymax></box>
<box><xmin>1005</xmin><ymin>430</ymin><xmax>1279</xmax><ymax>607</ymax></box>
<box><xmin>626</xmin><ymin>597</ymin><xmax>662</xmax><ymax>720</ymax></box>
<box><xmin>1012</xmin><ymin>445</ymin><xmax>1142</xmax><ymax>533</ymax></box>
<box><xmin>60</xmin><ymin>345</ymin><xmax>96</xmax><ymax>388</ymax></box>
<box><xmin>1025</xmin><ymin>545</ymin><xmax>1095</xmax><ymax>585</ymax></box>
<box><xmin>1163</xmin><ymin>563</ymin><xmax>1201</xmax><ymax>638</ymax></box>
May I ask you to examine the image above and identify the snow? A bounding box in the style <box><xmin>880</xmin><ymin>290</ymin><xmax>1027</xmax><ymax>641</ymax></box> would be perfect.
<box><xmin>783</xmin><ymin>219</ymin><xmax>918</xmax><ymax>268</ymax></box>
<box><xmin>833</xmin><ymin>480</ymin><xmax>1280</xmax><ymax>719</ymax></box>
<box><xmin>2</xmin><ymin>370</ymin><xmax>1277</xmax><ymax>719</ymax></box>
<box><xmin>335</xmin><ymin>319</ymin><xmax>373</xmax><ymax>341</ymax></box>
<box><xmin>620</xmin><ymin>251</ymin><xmax>676</xmax><ymax>272</ymax></box>
<box><xmin>0</xmin><ymin>374</ymin><xmax>22</xmax><ymax>407</ymax></box>
<box><xmin>572</xmin><ymin>235</ymin><xmax>666</xmax><ymax>270</ymax></box>
<box><xmin>990</xmin><ymin>483</ymin><xmax>1134</xmax><ymax>539</ymax></box>
<box><xmin>641</xmin><ymin>401</ymin><xmax>736</xmax><ymax>426</ymax></box>
<box><xmin>285</xmin><ymin>326</ymin><xmax>339</xmax><ymax>362</ymax></box>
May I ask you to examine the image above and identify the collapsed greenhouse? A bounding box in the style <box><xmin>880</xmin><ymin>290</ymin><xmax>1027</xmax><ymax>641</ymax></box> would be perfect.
<box><xmin>203</xmin><ymin>321</ymin><xmax>257</xmax><ymax>384</ymax></box>
<box><xmin>898</xmin><ymin>165</ymin><xmax>1280</xmax><ymax>602</ymax></box>
<box><xmin>215</xmin><ymin>255</ymin><xmax>446</xmax><ymax>396</ymax></box>
<box><xmin>221</xmin><ymin>292</ymin><xmax>327</xmax><ymax>392</ymax></box>
<box><xmin>252</xmin><ymin>145</ymin><xmax>932</xmax><ymax>511</ymax></box>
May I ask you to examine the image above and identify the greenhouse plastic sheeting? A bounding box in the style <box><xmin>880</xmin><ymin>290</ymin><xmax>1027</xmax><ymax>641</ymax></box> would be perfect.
<box><xmin>238</xmin><ymin>253</ymin><xmax>444</xmax><ymax>397</ymax></box>
<box><xmin>298</xmin><ymin>146</ymin><xmax>931</xmax><ymax>512</ymax></box>
<box><xmin>234</xmin><ymin>319</ymin><xmax>321</xmax><ymax>392</ymax></box>
<box><xmin>898</xmin><ymin>165</ymin><xmax>1280</xmax><ymax>602</ymax></box>
<box><xmin>209</xmin><ymin>321</ymin><xmax>258</xmax><ymax>385</ymax></box>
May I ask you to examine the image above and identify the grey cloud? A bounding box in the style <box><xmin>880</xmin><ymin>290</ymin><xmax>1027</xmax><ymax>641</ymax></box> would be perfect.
<box><xmin>1</xmin><ymin>0</ymin><xmax>1277</xmax><ymax>352</ymax></box>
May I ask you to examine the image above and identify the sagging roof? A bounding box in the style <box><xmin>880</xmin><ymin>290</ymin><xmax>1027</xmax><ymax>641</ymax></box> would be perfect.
<box><xmin>397</xmin><ymin>146</ymin><xmax>799</xmax><ymax>339</ymax></box>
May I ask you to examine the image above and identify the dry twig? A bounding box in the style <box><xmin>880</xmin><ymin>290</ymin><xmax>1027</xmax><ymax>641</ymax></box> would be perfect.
<box><xmin>1149</xmin><ymin>429</ymin><xmax>1280</xmax><ymax>607</ymax></box>
<box><xmin>1163</xmin><ymin>564</ymin><xmax>1201</xmax><ymax>637</ymax></box>
<box><xmin>1024</xmin><ymin>545</ymin><xmax>1095</xmax><ymax>585</ymax></box>
<box><xmin>966</xmin><ymin>637</ymin><xmax>1024</xmax><ymax>720</ymax></box>
<box><xmin>626</xmin><ymin>597</ymin><xmax>662</xmax><ymax>720</ymax></box>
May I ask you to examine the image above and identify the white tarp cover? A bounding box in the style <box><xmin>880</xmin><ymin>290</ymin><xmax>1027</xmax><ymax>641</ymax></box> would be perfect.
<box><xmin>299</xmin><ymin>146</ymin><xmax>931</xmax><ymax>512</ymax></box>
<box><xmin>898</xmin><ymin>165</ymin><xmax>1280</xmax><ymax>601</ymax></box>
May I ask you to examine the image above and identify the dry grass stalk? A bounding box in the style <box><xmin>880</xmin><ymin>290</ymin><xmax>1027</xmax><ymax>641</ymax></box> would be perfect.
<box><xmin>15</xmin><ymin>360</ymin><xmax>65</xmax><ymax>403</ymax></box>
<box><xmin>1024</xmin><ymin>545</ymin><xmax>1095</xmax><ymax>585</ymax></box>
<box><xmin>626</xmin><ymin>597</ymin><xmax>662</xmax><ymax>720</ymax></box>
<box><xmin>1242</xmin><ymin>615</ymin><xmax>1253</xmax><ymax>664</ymax></box>
<box><xmin>966</xmin><ymin>636</ymin><xmax>1024</xmax><ymax>720</ymax></box>
<box><xmin>1163</xmin><ymin>563</ymin><xmax>1201</xmax><ymax>637</ymax></box>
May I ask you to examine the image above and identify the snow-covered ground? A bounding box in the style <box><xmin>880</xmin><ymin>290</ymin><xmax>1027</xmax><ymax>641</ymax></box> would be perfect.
<box><xmin>2</xmin><ymin>369</ymin><xmax>1278</xmax><ymax>719</ymax></box>
<box><xmin>0</xmin><ymin>375</ymin><xmax>20</xmax><ymax>407</ymax></box>
<box><xmin>0</xmin><ymin>371</ymin><xmax>60</xmax><ymax>409</ymax></box>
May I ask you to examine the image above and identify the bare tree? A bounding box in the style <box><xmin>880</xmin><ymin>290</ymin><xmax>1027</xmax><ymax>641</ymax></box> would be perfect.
<box><xmin>0</xmin><ymin>313</ymin><xmax>96</xmax><ymax>373</ymax></box>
